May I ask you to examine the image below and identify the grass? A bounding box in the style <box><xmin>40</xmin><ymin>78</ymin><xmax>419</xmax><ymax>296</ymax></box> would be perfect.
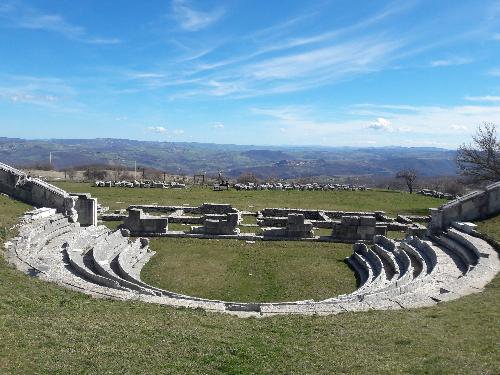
<box><xmin>476</xmin><ymin>215</ymin><xmax>500</xmax><ymax>242</ymax></box>
<box><xmin>52</xmin><ymin>181</ymin><xmax>446</xmax><ymax>216</ymax></box>
<box><xmin>142</xmin><ymin>238</ymin><xmax>356</xmax><ymax>302</ymax></box>
<box><xmin>0</xmin><ymin>189</ymin><xmax>499</xmax><ymax>373</ymax></box>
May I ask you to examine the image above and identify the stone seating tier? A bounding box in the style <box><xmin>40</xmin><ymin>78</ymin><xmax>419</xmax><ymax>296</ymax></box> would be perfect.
<box><xmin>5</xmin><ymin>210</ymin><xmax>499</xmax><ymax>318</ymax></box>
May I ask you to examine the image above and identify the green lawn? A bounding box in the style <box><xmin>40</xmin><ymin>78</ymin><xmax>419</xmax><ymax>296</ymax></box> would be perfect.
<box><xmin>0</xmin><ymin>191</ymin><xmax>499</xmax><ymax>374</ymax></box>
<box><xmin>142</xmin><ymin>238</ymin><xmax>355</xmax><ymax>302</ymax></box>
<box><xmin>52</xmin><ymin>181</ymin><xmax>446</xmax><ymax>216</ymax></box>
<box><xmin>476</xmin><ymin>215</ymin><xmax>500</xmax><ymax>242</ymax></box>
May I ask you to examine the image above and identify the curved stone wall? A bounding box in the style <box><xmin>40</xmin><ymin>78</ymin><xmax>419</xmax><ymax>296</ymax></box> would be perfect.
<box><xmin>5</xmin><ymin>207</ymin><xmax>499</xmax><ymax>318</ymax></box>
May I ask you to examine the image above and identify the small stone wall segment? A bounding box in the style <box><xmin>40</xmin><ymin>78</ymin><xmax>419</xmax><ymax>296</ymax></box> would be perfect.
<box><xmin>287</xmin><ymin>213</ymin><xmax>314</xmax><ymax>238</ymax></box>
<box><xmin>262</xmin><ymin>213</ymin><xmax>314</xmax><ymax>238</ymax></box>
<box><xmin>331</xmin><ymin>215</ymin><xmax>383</xmax><ymax>241</ymax></box>
<box><xmin>70</xmin><ymin>193</ymin><xmax>97</xmax><ymax>226</ymax></box>
<box><xmin>429</xmin><ymin>180</ymin><xmax>500</xmax><ymax>231</ymax></box>
<box><xmin>191</xmin><ymin>212</ymin><xmax>240</xmax><ymax>235</ymax></box>
<box><xmin>198</xmin><ymin>203</ymin><xmax>238</xmax><ymax>215</ymax></box>
<box><xmin>127</xmin><ymin>203</ymin><xmax>239</xmax><ymax>221</ymax></box>
<box><xmin>122</xmin><ymin>208</ymin><xmax>169</xmax><ymax>235</ymax></box>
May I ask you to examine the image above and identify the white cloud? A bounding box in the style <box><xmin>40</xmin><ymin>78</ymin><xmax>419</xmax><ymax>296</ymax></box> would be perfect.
<box><xmin>464</xmin><ymin>95</ymin><xmax>500</xmax><ymax>102</ymax></box>
<box><xmin>8</xmin><ymin>93</ymin><xmax>57</xmax><ymax>104</ymax></box>
<box><xmin>367</xmin><ymin>117</ymin><xmax>393</xmax><ymax>131</ymax></box>
<box><xmin>354</xmin><ymin>103</ymin><xmax>500</xmax><ymax>137</ymax></box>
<box><xmin>167</xmin><ymin>34</ymin><xmax>406</xmax><ymax>99</ymax></box>
<box><xmin>86</xmin><ymin>37</ymin><xmax>122</xmax><ymax>45</ymax></box>
<box><xmin>279</xmin><ymin>127</ymin><xmax>286</xmax><ymax>133</ymax></box>
<box><xmin>251</xmin><ymin>102</ymin><xmax>500</xmax><ymax>147</ymax></box>
<box><xmin>173</xmin><ymin>129</ymin><xmax>185</xmax><ymax>134</ymax></box>
<box><xmin>147</xmin><ymin>126</ymin><xmax>167</xmax><ymax>133</ymax></box>
<box><xmin>249</xmin><ymin>38</ymin><xmax>402</xmax><ymax>81</ymax></box>
<box><xmin>493</xmin><ymin>33</ymin><xmax>500</xmax><ymax>41</ymax></box>
<box><xmin>172</xmin><ymin>0</ymin><xmax>224</xmax><ymax>31</ymax></box>
<box><xmin>0</xmin><ymin>74</ymin><xmax>76</xmax><ymax>108</ymax></box>
<box><xmin>127</xmin><ymin>72</ymin><xmax>166</xmax><ymax>79</ymax></box>
<box><xmin>429</xmin><ymin>57</ymin><xmax>472</xmax><ymax>67</ymax></box>
<box><xmin>488</xmin><ymin>68</ymin><xmax>500</xmax><ymax>76</ymax></box>
<box><xmin>0</xmin><ymin>3</ymin><xmax>121</xmax><ymax>44</ymax></box>
<box><xmin>450</xmin><ymin>124</ymin><xmax>467</xmax><ymax>131</ymax></box>
<box><xmin>212</xmin><ymin>122</ymin><xmax>224</xmax><ymax>129</ymax></box>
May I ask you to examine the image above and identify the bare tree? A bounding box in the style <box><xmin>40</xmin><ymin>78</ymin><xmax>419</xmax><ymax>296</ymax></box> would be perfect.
<box><xmin>396</xmin><ymin>169</ymin><xmax>417</xmax><ymax>194</ymax></box>
<box><xmin>456</xmin><ymin>122</ymin><xmax>500</xmax><ymax>183</ymax></box>
<box><xmin>67</xmin><ymin>168</ymin><xmax>77</xmax><ymax>181</ymax></box>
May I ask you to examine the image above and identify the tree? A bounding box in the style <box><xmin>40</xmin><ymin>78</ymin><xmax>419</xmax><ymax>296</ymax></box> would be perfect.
<box><xmin>66</xmin><ymin>168</ymin><xmax>77</xmax><ymax>181</ymax></box>
<box><xmin>83</xmin><ymin>167</ymin><xmax>107</xmax><ymax>181</ymax></box>
<box><xmin>396</xmin><ymin>169</ymin><xmax>417</xmax><ymax>194</ymax></box>
<box><xmin>456</xmin><ymin>122</ymin><xmax>500</xmax><ymax>183</ymax></box>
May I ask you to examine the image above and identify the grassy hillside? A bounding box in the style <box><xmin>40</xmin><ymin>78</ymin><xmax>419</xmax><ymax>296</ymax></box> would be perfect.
<box><xmin>477</xmin><ymin>215</ymin><xmax>500</xmax><ymax>243</ymax></box>
<box><xmin>52</xmin><ymin>182</ymin><xmax>446</xmax><ymax>215</ymax></box>
<box><xmin>0</xmin><ymin>191</ymin><xmax>498</xmax><ymax>374</ymax></box>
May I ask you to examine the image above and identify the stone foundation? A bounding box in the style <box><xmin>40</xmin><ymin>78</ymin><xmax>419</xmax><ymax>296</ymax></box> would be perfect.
<box><xmin>331</xmin><ymin>215</ymin><xmax>387</xmax><ymax>242</ymax></box>
<box><xmin>191</xmin><ymin>212</ymin><xmax>240</xmax><ymax>235</ymax></box>
<box><xmin>122</xmin><ymin>208</ymin><xmax>169</xmax><ymax>235</ymax></box>
<box><xmin>263</xmin><ymin>213</ymin><xmax>314</xmax><ymax>238</ymax></box>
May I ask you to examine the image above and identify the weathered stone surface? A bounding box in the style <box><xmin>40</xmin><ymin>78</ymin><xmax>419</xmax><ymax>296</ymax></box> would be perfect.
<box><xmin>0</xmin><ymin>162</ymin><xmax>98</xmax><ymax>226</ymax></box>
<box><xmin>191</xmin><ymin>212</ymin><xmax>240</xmax><ymax>235</ymax></box>
<box><xmin>122</xmin><ymin>208</ymin><xmax>169</xmax><ymax>235</ymax></box>
<box><xmin>1</xmin><ymin>172</ymin><xmax>499</xmax><ymax>317</ymax></box>
<box><xmin>332</xmin><ymin>215</ymin><xmax>383</xmax><ymax>241</ymax></box>
<box><xmin>429</xmin><ymin>181</ymin><xmax>500</xmax><ymax>231</ymax></box>
<box><xmin>70</xmin><ymin>193</ymin><xmax>97</xmax><ymax>226</ymax></box>
<box><xmin>406</xmin><ymin>223</ymin><xmax>427</xmax><ymax>238</ymax></box>
<box><xmin>263</xmin><ymin>214</ymin><xmax>314</xmax><ymax>238</ymax></box>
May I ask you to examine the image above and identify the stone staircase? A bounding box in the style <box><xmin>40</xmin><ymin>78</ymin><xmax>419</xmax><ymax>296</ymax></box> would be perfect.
<box><xmin>4</xmin><ymin>208</ymin><xmax>499</xmax><ymax>318</ymax></box>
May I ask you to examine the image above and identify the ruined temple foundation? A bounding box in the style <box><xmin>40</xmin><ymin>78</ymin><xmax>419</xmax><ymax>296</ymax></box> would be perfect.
<box><xmin>331</xmin><ymin>215</ymin><xmax>387</xmax><ymax>242</ymax></box>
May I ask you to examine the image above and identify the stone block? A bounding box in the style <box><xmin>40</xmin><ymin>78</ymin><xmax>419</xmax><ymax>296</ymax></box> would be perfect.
<box><xmin>375</xmin><ymin>225</ymin><xmax>388</xmax><ymax>236</ymax></box>
<box><xmin>341</xmin><ymin>216</ymin><xmax>359</xmax><ymax>226</ymax></box>
<box><xmin>288</xmin><ymin>213</ymin><xmax>305</xmax><ymax>224</ymax></box>
<box><xmin>359</xmin><ymin>216</ymin><xmax>376</xmax><ymax>226</ymax></box>
<box><xmin>123</xmin><ymin>208</ymin><xmax>168</xmax><ymax>234</ymax></box>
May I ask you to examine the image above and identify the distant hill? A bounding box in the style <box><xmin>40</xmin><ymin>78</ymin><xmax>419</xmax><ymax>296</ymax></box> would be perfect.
<box><xmin>0</xmin><ymin>137</ymin><xmax>458</xmax><ymax>178</ymax></box>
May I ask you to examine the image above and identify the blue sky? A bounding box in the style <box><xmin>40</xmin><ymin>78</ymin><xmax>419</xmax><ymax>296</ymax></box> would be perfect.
<box><xmin>1</xmin><ymin>0</ymin><xmax>500</xmax><ymax>148</ymax></box>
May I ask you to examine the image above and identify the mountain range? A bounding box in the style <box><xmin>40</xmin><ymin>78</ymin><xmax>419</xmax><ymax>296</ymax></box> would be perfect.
<box><xmin>0</xmin><ymin>137</ymin><xmax>458</xmax><ymax>179</ymax></box>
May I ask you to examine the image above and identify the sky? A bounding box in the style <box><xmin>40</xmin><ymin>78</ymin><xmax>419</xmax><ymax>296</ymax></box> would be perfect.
<box><xmin>1</xmin><ymin>0</ymin><xmax>500</xmax><ymax>148</ymax></box>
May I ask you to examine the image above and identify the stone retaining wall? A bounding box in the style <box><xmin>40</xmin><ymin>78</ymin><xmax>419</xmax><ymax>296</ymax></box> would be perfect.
<box><xmin>0</xmin><ymin>161</ymin><xmax>97</xmax><ymax>226</ymax></box>
<box><xmin>429</xmin><ymin>181</ymin><xmax>500</xmax><ymax>231</ymax></box>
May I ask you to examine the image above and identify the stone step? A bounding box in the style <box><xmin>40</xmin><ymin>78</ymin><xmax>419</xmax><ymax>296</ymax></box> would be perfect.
<box><xmin>117</xmin><ymin>242</ymin><xmax>164</xmax><ymax>295</ymax></box>
<box><xmin>430</xmin><ymin>234</ymin><xmax>476</xmax><ymax>272</ymax></box>
<box><xmin>372</xmin><ymin>244</ymin><xmax>400</xmax><ymax>279</ymax></box>
<box><xmin>354</xmin><ymin>243</ymin><xmax>388</xmax><ymax>288</ymax></box>
<box><xmin>91</xmin><ymin>239</ymin><xmax>158</xmax><ymax>296</ymax></box>
<box><xmin>65</xmin><ymin>245</ymin><xmax>129</xmax><ymax>291</ymax></box>
<box><xmin>446</xmin><ymin>228</ymin><xmax>482</xmax><ymax>259</ymax></box>
<box><xmin>399</xmin><ymin>242</ymin><xmax>427</xmax><ymax>278</ymax></box>
<box><xmin>406</xmin><ymin>237</ymin><xmax>438</xmax><ymax>272</ymax></box>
